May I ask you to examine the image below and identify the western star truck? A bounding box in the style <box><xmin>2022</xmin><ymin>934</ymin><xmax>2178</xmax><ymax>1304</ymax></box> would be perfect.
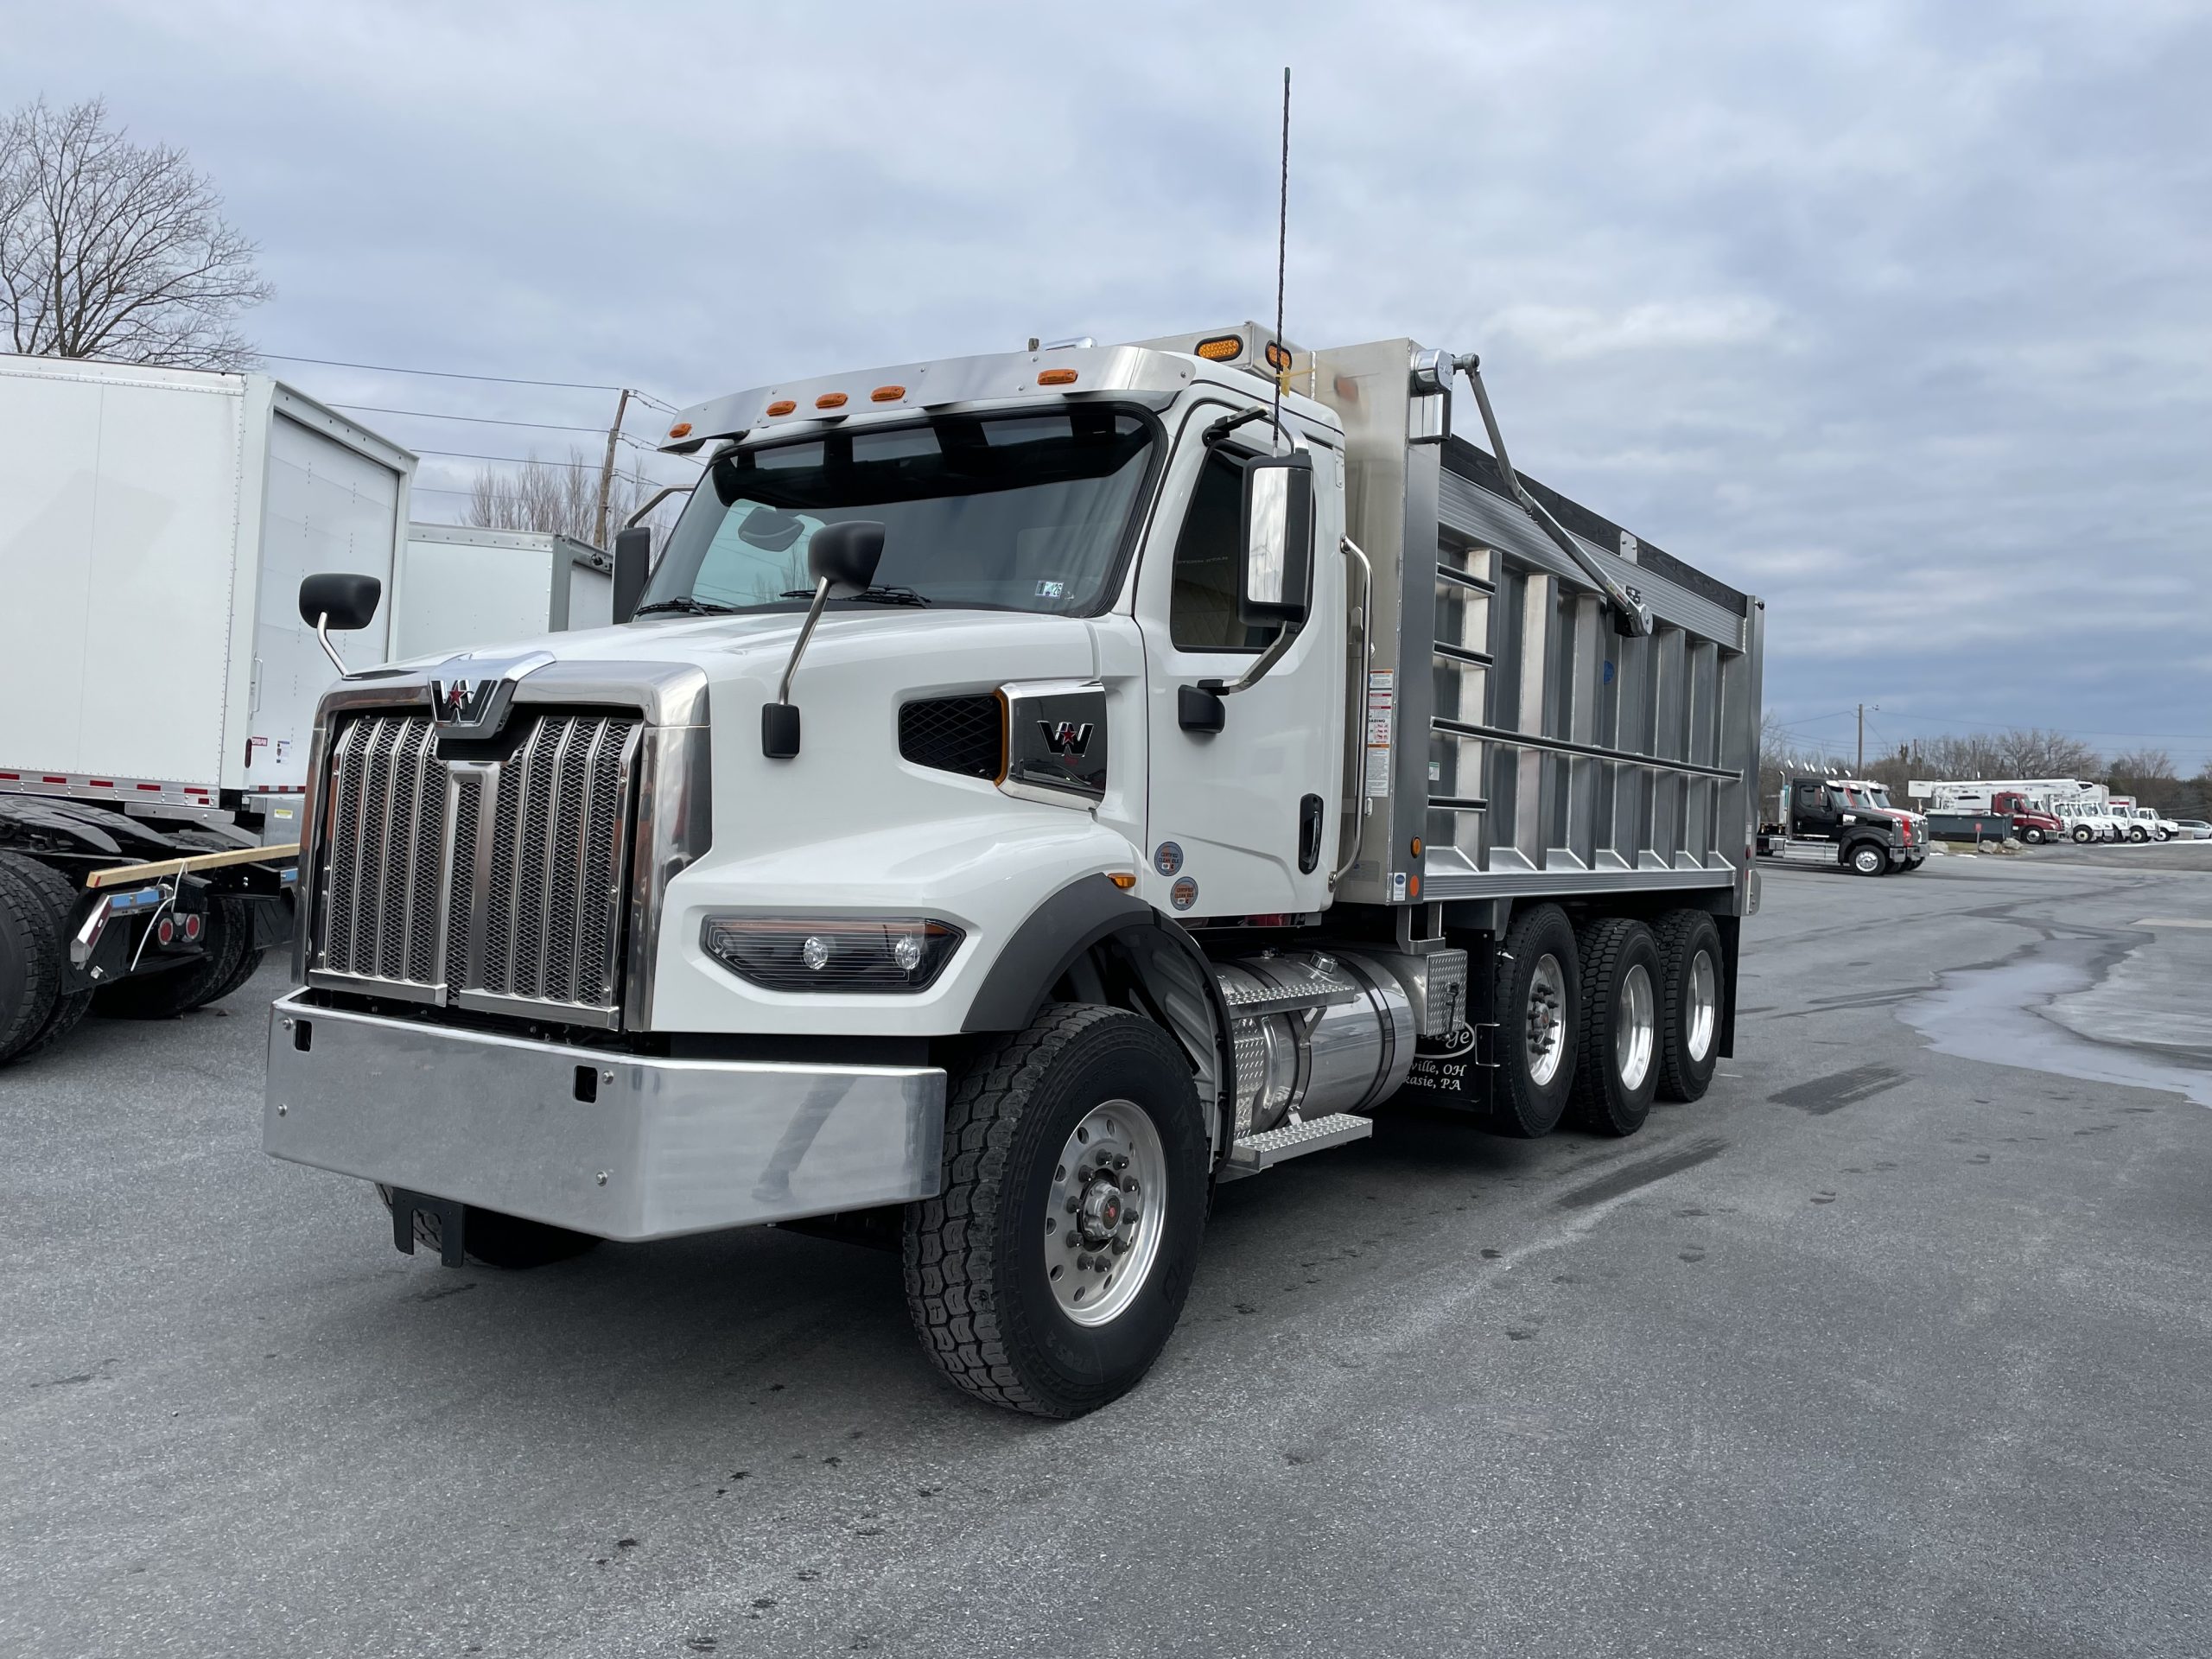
<box><xmin>0</xmin><ymin>354</ymin><xmax>414</xmax><ymax>1063</ymax></box>
<box><xmin>1758</xmin><ymin>775</ymin><xmax>1924</xmax><ymax>874</ymax></box>
<box><xmin>263</xmin><ymin>327</ymin><xmax>1763</xmax><ymax>1416</ymax></box>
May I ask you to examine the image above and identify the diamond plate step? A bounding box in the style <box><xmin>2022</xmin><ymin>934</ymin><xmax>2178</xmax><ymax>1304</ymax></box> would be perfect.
<box><xmin>1215</xmin><ymin>971</ymin><xmax>1362</xmax><ymax>1018</ymax></box>
<box><xmin>1224</xmin><ymin>1112</ymin><xmax>1375</xmax><ymax>1178</ymax></box>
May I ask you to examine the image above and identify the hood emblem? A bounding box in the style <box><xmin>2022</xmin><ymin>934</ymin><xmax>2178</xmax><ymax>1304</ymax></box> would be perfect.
<box><xmin>1040</xmin><ymin>720</ymin><xmax>1094</xmax><ymax>762</ymax></box>
<box><xmin>429</xmin><ymin>649</ymin><xmax>556</xmax><ymax>734</ymax></box>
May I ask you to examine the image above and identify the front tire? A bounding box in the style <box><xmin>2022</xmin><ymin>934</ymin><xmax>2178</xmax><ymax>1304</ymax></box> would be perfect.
<box><xmin>1484</xmin><ymin>903</ymin><xmax>1580</xmax><ymax>1137</ymax></box>
<box><xmin>2073</xmin><ymin>824</ymin><xmax>2094</xmax><ymax>844</ymax></box>
<box><xmin>1568</xmin><ymin>918</ymin><xmax>1660</xmax><ymax>1137</ymax></box>
<box><xmin>2128</xmin><ymin>826</ymin><xmax>2148</xmax><ymax>842</ymax></box>
<box><xmin>1848</xmin><ymin>842</ymin><xmax>1886</xmax><ymax>876</ymax></box>
<box><xmin>903</xmin><ymin>1004</ymin><xmax>1208</xmax><ymax>1419</ymax></box>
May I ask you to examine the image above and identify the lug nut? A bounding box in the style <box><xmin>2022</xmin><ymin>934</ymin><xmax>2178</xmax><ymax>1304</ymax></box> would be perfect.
<box><xmin>1065</xmin><ymin>1196</ymin><xmax>1079</xmax><ymax>1213</ymax></box>
<box><xmin>1115</xmin><ymin>1155</ymin><xmax>1128</xmax><ymax>1171</ymax></box>
<box><xmin>1077</xmin><ymin>1254</ymin><xmax>1094</xmax><ymax>1271</ymax></box>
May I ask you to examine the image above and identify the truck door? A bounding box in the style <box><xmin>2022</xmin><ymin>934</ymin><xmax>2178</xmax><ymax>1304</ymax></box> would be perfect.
<box><xmin>1793</xmin><ymin>779</ymin><xmax>1835</xmax><ymax>840</ymax></box>
<box><xmin>1130</xmin><ymin>418</ymin><xmax>1345</xmax><ymax>918</ymax></box>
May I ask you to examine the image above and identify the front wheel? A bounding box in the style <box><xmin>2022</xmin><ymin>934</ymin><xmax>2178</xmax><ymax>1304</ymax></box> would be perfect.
<box><xmin>904</xmin><ymin>1004</ymin><xmax>1208</xmax><ymax>1418</ymax></box>
<box><xmin>2072</xmin><ymin>825</ymin><xmax>2094</xmax><ymax>844</ymax></box>
<box><xmin>2022</xmin><ymin>828</ymin><xmax>2044</xmax><ymax>844</ymax></box>
<box><xmin>1848</xmin><ymin>842</ymin><xmax>1887</xmax><ymax>876</ymax></box>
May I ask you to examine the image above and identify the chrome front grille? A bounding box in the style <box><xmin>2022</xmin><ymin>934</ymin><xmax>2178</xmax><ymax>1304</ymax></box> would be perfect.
<box><xmin>314</xmin><ymin>709</ymin><xmax>642</xmax><ymax>1023</ymax></box>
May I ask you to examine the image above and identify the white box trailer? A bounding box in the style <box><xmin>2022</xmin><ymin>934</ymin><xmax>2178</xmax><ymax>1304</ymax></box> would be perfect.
<box><xmin>0</xmin><ymin>354</ymin><xmax>412</xmax><ymax>805</ymax></box>
<box><xmin>0</xmin><ymin>353</ymin><xmax>413</xmax><ymax>1064</ymax></box>
<box><xmin>393</xmin><ymin>524</ymin><xmax>614</xmax><ymax>661</ymax></box>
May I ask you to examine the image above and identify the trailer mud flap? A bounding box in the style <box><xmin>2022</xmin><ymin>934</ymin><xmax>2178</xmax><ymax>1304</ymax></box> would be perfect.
<box><xmin>390</xmin><ymin>1187</ymin><xmax>466</xmax><ymax>1268</ymax></box>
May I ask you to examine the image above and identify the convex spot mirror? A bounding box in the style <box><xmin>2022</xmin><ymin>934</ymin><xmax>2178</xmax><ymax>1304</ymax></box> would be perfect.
<box><xmin>1239</xmin><ymin>452</ymin><xmax>1314</xmax><ymax>629</ymax></box>
<box><xmin>297</xmin><ymin>572</ymin><xmax>382</xmax><ymax>632</ymax></box>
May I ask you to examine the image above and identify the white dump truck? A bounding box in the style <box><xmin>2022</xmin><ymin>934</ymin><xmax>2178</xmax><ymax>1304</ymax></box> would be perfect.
<box><xmin>264</xmin><ymin>326</ymin><xmax>1764</xmax><ymax>1415</ymax></box>
<box><xmin>0</xmin><ymin>354</ymin><xmax>412</xmax><ymax>1061</ymax></box>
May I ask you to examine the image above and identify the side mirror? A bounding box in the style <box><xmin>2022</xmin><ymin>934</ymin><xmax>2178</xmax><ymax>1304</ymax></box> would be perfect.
<box><xmin>298</xmin><ymin>572</ymin><xmax>382</xmax><ymax>632</ymax></box>
<box><xmin>808</xmin><ymin>519</ymin><xmax>885</xmax><ymax>594</ymax></box>
<box><xmin>1239</xmin><ymin>453</ymin><xmax>1313</xmax><ymax>629</ymax></box>
<box><xmin>762</xmin><ymin>519</ymin><xmax>887</xmax><ymax>760</ymax></box>
<box><xmin>611</xmin><ymin>526</ymin><xmax>652</xmax><ymax>623</ymax></box>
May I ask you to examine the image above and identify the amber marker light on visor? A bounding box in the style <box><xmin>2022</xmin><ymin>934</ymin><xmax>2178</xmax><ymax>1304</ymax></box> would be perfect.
<box><xmin>871</xmin><ymin>385</ymin><xmax>906</xmax><ymax>402</ymax></box>
<box><xmin>666</xmin><ymin>421</ymin><xmax>692</xmax><ymax>439</ymax></box>
<box><xmin>1037</xmin><ymin>368</ymin><xmax>1078</xmax><ymax>386</ymax></box>
<box><xmin>815</xmin><ymin>391</ymin><xmax>849</xmax><ymax>410</ymax></box>
<box><xmin>766</xmin><ymin>399</ymin><xmax>797</xmax><ymax>416</ymax></box>
<box><xmin>1194</xmin><ymin>334</ymin><xmax>1243</xmax><ymax>361</ymax></box>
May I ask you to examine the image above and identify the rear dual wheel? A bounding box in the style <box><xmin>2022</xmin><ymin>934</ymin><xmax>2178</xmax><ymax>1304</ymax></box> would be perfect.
<box><xmin>0</xmin><ymin>855</ymin><xmax>72</xmax><ymax>1065</ymax></box>
<box><xmin>1569</xmin><ymin>918</ymin><xmax>1660</xmax><ymax>1137</ymax></box>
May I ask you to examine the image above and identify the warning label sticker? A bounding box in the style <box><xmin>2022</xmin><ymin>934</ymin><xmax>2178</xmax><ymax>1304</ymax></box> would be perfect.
<box><xmin>1363</xmin><ymin>670</ymin><xmax>1394</xmax><ymax>798</ymax></box>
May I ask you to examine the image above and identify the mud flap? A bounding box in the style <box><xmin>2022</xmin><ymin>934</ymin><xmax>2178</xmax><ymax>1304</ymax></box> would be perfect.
<box><xmin>391</xmin><ymin>1187</ymin><xmax>466</xmax><ymax>1268</ymax></box>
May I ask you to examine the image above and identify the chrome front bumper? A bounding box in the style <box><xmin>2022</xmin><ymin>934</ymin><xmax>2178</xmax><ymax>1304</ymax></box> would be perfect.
<box><xmin>262</xmin><ymin>991</ymin><xmax>944</xmax><ymax>1240</ymax></box>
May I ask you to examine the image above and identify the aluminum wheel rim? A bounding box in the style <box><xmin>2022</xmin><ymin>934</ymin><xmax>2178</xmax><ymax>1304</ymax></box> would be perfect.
<box><xmin>1526</xmin><ymin>954</ymin><xmax>1567</xmax><ymax>1086</ymax></box>
<box><xmin>1855</xmin><ymin>847</ymin><xmax>1882</xmax><ymax>874</ymax></box>
<box><xmin>1046</xmin><ymin>1098</ymin><xmax>1166</xmax><ymax>1327</ymax></box>
<box><xmin>1685</xmin><ymin>949</ymin><xmax>1719</xmax><ymax>1063</ymax></box>
<box><xmin>1616</xmin><ymin>961</ymin><xmax>1656</xmax><ymax>1091</ymax></box>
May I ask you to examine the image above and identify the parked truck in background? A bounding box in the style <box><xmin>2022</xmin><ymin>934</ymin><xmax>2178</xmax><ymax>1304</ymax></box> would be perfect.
<box><xmin>2104</xmin><ymin>796</ymin><xmax>2178</xmax><ymax>842</ymax></box>
<box><xmin>394</xmin><ymin>524</ymin><xmax>628</xmax><ymax>662</ymax></box>
<box><xmin>1759</xmin><ymin>774</ymin><xmax>1923</xmax><ymax>874</ymax></box>
<box><xmin>262</xmin><ymin>325</ymin><xmax>1763</xmax><ymax>1416</ymax></box>
<box><xmin>0</xmin><ymin>355</ymin><xmax>416</xmax><ymax>1064</ymax></box>
<box><xmin>1912</xmin><ymin>782</ymin><xmax>2063</xmax><ymax>844</ymax></box>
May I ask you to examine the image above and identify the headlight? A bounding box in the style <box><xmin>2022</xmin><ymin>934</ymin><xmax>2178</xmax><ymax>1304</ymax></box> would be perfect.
<box><xmin>702</xmin><ymin>916</ymin><xmax>963</xmax><ymax>992</ymax></box>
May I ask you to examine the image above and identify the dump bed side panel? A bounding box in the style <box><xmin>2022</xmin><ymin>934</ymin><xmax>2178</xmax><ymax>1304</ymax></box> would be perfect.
<box><xmin>1313</xmin><ymin>342</ymin><xmax>1761</xmax><ymax>914</ymax></box>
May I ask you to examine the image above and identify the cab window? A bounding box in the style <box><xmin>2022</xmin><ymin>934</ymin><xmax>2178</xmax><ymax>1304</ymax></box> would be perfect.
<box><xmin>1169</xmin><ymin>448</ymin><xmax>1272</xmax><ymax>651</ymax></box>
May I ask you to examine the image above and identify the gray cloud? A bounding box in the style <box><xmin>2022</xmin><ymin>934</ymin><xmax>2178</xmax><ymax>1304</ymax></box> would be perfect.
<box><xmin>9</xmin><ymin>0</ymin><xmax>2209</xmax><ymax>766</ymax></box>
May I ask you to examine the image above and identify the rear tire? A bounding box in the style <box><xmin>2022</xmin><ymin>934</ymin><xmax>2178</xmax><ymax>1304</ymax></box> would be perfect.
<box><xmin>0</xmin><ymin>859</ymin><xmax>64</xmax><ymax>1065</ymax></box>
<box><xmin>0</xmin><ymin>854</ymin><xmax>92</xmax><ymax>1062</ymax></box>
<box><xmin>1483</xmin><ymin>904</ymin><xmax>1579</xmax><ymax>1137</ymax></box>
<box><xmin>1652</xmin><ymin>908</ymin><xmax>1724</xmax><ymax>1103</ymax></box>
<box><xmin>1568</xmin><ymin>917</ymin><xmax>1660</xmax><ymax>1137</ymax></box>
<box><xmin>903</xmin><ymin>1003</ymin><xmax>1208</xmax><ymax>1418</ymax></box>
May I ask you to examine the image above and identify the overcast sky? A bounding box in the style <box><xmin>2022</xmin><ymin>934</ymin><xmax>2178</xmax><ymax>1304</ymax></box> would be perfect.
<box><xmin>10</xmin><ymin>1</ymin><xmax>2209</xmax><ymax>768</ymax></box>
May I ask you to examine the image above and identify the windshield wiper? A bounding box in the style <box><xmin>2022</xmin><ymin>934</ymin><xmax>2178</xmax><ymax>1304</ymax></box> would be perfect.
<box><xmin>632</xmin><ymin>596</ymin><xmax>741</xmax><ymax>617</ymax></box>
<box><xmin>776</xmin><ymin>585</ymin><xmax>931</xmax><ymax>607</ymax></box>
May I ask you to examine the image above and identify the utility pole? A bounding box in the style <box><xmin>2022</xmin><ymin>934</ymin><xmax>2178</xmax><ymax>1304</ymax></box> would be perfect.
<box><xmin>1856</xmin><ymin>702</ymin><xmax>1878</xmax><ymax>773</ymax></box>
<box><xmin>594</xmin><ymin>387</ymin><xmax>633</xmax><ymax>550</ymax></box>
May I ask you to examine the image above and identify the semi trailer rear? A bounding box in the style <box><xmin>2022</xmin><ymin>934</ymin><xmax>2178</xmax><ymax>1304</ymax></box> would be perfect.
<box><xmin>264</xmin><ymin>325</ymin><xmax>1763</xmax><ymax>1415</ymax></box>
<box><xmin>0</xmin><ymin>355</ymin><xmax>412</xmax><ymax>1062</ymax></box>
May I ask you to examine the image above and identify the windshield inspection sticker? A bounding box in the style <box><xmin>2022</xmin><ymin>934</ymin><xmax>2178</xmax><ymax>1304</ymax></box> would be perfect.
<box><xmin>1035</xmin><ymin>579</ymin><xmax>1066</xmax><ymax>599</ymax></box>
<box><xmin>1154</xmin><ymin>841</ymin><xmax>1184</xmax><ymax>876</ymax></box>
<box><xmin>1170</xmin><ymin>876</ymin><xmax>1198</xmax><ymax>912</ymax></box>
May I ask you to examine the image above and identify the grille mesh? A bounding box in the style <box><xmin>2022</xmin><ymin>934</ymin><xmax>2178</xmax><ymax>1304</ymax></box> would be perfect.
<box><xmin>315</xmin><ymin>709</ymin><xmax>639</xmax><ymax>1019</ymax></box>
<box><xmin>899</xmin><ymin>696</ymin><xmax>1002</xmax><ymax>779</ymax></box>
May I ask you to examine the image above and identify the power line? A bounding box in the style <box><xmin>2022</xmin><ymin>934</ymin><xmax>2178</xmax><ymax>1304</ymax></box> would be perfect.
<box><xmin>329</xmin><ymin>403</ymin><xmax>620</xmax><ymax>435</ymax></box>
<box><xmin>263</xmin><ymin>352</ymin><xmax>648</xmax><ymax>393</ymax></box>
<box><xmin>413</xmin><ymin>445</ymin><xmax>695</xmax><ymax>471</ymax></box>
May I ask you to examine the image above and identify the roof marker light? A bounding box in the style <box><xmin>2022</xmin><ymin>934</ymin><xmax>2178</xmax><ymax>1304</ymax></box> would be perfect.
<box><xmin>667</xmin><ymin>422</ymin><xmax>692</xmax><ymax>439</ymax></box>
<box><xmin>871</xmin><ymin>385</ymin><xmax>906</xmax><ymax>403</ymax></box>
<box><xmin>1195</xmin><ymin>334</ymin><xmax>1243</xmax><ymax>361</ymax></box>
<box><xmin>1037</xmin><ymin>368</ymin><xmax>1078</xmax><ymax>386</ymax></box>
<box><xmin>766</xmin><ymin>399</ymin><xmax>798</xmax><ymax>416</ymax></box>
<box><xmin>816</xmin><ymin>391</ymin><xmax>848</xmax><ymax>410</ymax></box>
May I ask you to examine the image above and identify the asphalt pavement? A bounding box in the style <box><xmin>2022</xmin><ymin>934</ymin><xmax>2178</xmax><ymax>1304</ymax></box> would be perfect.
<box><xmin>4</xmin><ymin>855</ymin><xmax>2209</xmax><ymax>1657</ymax></box>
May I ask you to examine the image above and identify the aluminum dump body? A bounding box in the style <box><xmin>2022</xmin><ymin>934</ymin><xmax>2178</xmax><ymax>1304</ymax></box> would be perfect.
<box><xmin>1310</xmin><ymin>340</ymin><xmax>1762</xmax><ymax>917</ymax></box>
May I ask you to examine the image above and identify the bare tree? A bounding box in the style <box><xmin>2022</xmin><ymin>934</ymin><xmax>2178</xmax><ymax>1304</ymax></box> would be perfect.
<box><xmin>464</xmin><ymin>448</ymin><xmax>669</xmax><ymax>551</ymax></box>
<box><xmin>0</xmin><ymin>97</ymin><xmax>272</xmax><ymax>370</ymax></box>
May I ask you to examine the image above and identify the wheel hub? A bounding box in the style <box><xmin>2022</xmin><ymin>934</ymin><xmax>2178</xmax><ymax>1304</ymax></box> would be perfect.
<box><xmin>1046</xmin><ymin>1101</ymin><xmax>1166</xmax><ymax>1327</ymax></box>
<box><xmin>1526</xmin><ymin>956</ymin><xmax>1567</xmax><ymax>1085</ymax></box>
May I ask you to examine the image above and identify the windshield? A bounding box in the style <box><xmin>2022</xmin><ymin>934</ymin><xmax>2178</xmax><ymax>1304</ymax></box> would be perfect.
<box><xmin>639</xmin><ymin>409</ymin><xmax>1157</xmax><ymax>616</ymax></box>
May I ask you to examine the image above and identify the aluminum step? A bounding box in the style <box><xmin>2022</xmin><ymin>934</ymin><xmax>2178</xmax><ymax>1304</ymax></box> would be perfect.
<box><xmin>1224</xmin><ymin>1112</ymin><xmax>1375</xmax><ymax>1178</ymax></box>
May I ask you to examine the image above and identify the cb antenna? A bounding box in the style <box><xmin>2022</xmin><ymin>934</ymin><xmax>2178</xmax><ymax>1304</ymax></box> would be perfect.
<box><xmin>1271</xmin><ymin>66</ymin><xmax>1290</xmax><ymax>444</ymax></box>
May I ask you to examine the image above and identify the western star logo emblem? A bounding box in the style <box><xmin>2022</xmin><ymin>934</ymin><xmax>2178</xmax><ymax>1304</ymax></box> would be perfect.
<box><xmin>1039</xmin><ymin>720</ymin><xmax>1094</xmax><ymax>761</ymax></box>
<box><xmin>433</xmin><ymin>677</ymin><xmax>498</xmax><ymax>728</ymax></box>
